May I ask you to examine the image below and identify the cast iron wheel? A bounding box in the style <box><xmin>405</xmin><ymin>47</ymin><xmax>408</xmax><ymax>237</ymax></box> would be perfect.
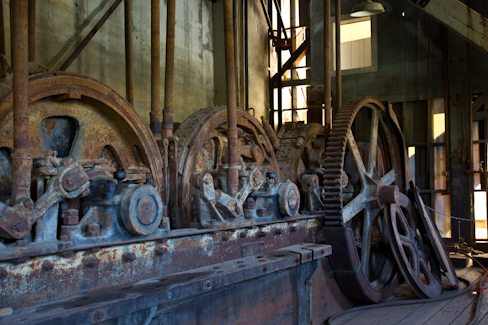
<box><xmin>275</xmin><ymin>122</ymin><xmax>326</xmax><ymax>184</ymax></box>
<box><xmin>385</xmin><ymin>192</ymin><xmax>442</xmax><ymax>298</ymax></box>
<box><xmin>323</xmin><ymin>97</ymin><xmax>406</xmax><ymax>303</ymax></box>
<box><xmin>174</xmin><ymin>106</ymin><xmax>279</xmax><ymax>228</ymax></box>
<box><xmin>0</xmin><ymin>72</ymin><xmax>163</xmax><ymax>202</ymax></box>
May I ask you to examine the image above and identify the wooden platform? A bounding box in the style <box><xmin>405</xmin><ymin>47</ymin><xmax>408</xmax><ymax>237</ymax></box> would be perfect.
<box><xmin>329</xmin><ymin>267</ymin><xmax>488</xmax><ymax>325</ymax></box>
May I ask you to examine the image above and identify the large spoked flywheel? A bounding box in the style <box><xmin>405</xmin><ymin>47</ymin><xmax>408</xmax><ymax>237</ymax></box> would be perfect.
<box><xmin>0</xmin><ymin>73</ymin><xmax>163</xmax><ymax>203</ymax></box>
<box><xmin>174</xmin><ymin>106</ymin><xmax>280</xmax><ymax>228</ymax></box>
<box><xmin>323</xmin><ymin>97</ymin><xmax>407</xmax><ymax>303</ymax></box>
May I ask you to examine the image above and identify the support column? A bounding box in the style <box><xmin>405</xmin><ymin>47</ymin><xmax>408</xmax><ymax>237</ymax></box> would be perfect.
<box><xmin>11</xmin><ymin>0</ymin><xmax>32</xmax><ymax>205</ymax></box>
<box><xmin>335</xmin><ymin>0</ymin><xmax>341</xmax><ymax>111</ymax></box>
<box><xmin>150</xmin><ymin>0</ymin><xmax>162</xmax><ymax>139</ymax></box>
<box><xmin>162</xmin><ymin>0</ymin><xmax>175</xmax><ymax>139</ymax></box>
<box><xmin>28</xmin><ymin>0</ymin><xmax>35</xmax><ymax>61</ymax></box>
<box><xmin>447</xmin><ymin>31</ymin><xmax>473</xmax><ymax>243</ymax></box>
<box><xmin>124</xmin><ymin>0</ymin><xmax>134</xmax><ymax>106</ymax></box>
<box><xmin>224</xmin><ymin>0</ymin><xmax>239</xmax><ymax>196</ymax></box>
<box><xmin>324</xmin><ymin>0</ymin><xmax>331</xmax><ymax>129</ymax></box>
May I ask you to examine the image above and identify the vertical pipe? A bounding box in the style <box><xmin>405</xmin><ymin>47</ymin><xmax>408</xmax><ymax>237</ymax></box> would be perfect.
<box><xmin>0</xmin><ymin>0</ymin><xmax>4</xmax><ymax>57</ymax></box>
<box><xmin>335</xmin><ymin>0</ymin><xmax>341</xmax><ymax>111</ymax></box>
<box><xmin>11</xmin><ymin>0</ymin><xmax>32</xmax><ymax>205</ymax></box>
<box><xmin>124</xmin><ymin>0</ymin><xmax>134</xmax><ymax>106</ymax></box>
<box><xmin>224</xmin><ymin>0</ymin><xmax>239</xmax><ymax>196</ymax></box>
<box><xmin>324</xmin><ymin>0</ymin><xmax>331</xmax><ymax>128</ymax></box>
<box><xmin>268</xmin><ymin>0</ymin><xmax>274</xmax><ymax>129</ymax></box>
<box><xmin>277</xmin><ymin>46</ymin><xmax>283</xmax><ymax>130</ymax></box>
<box><xmin>150</xmin><ymin>0</ymin><xmax>162</xmax><ymax>139</ymax></box>
<box><xmin>162</xmin><ymin>0</ymin><xmax>175</xmax><ymax>139</ymax></box>
<box><xmin>28</xmin><ymin>0</ymin><xmax>35</xmax><ymax>62</ymax></box>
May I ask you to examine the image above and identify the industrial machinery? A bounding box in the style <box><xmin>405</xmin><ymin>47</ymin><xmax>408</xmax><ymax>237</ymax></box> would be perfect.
<box><xmin>0</xmin><ymin>1</ymin><xmax>458</xmax><ymax>324</ymax></box>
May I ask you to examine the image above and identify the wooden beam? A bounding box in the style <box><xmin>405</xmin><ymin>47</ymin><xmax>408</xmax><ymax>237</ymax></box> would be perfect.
<box><xmin>406</xmin><ymin>0</ymin><xmax>488</xmax><ymax>54</ymax></box>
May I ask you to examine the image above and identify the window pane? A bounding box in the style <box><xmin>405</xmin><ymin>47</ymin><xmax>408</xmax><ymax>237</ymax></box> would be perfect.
<box><xmin>434</xmin><ymin>147</ymin><xmax>446</xmax><ymax>190</ymax></box>
<box><xmin>432</xmin><ymin>98</ymin><xmax>445</xmax><ymax>143</ymax></box>
<box><xmin>435</xmin><ymin>193</ymin><xmax>451</xmax><ymax>238</ymax></box>
<box><xmin>332</xmin><ymin>18</ymin><xmax>372</xmax><ymax>71</ymax></box>
<box><xmin>474</xmin><ymin>191</ymin><xmax>488</xmax><ymax>240</ymax></box>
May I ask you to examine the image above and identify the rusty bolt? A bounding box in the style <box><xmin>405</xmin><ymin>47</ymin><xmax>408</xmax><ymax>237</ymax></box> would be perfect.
<box><xmin>239</xmin><ymin>231</ymin><xmax>247</xmax><ymax>238</ymax></box>
<box><xmin>221</xmin><ymin>234</ymin><xmax>229</xmax><ymax>242</ymax></box>
<box><xmin>123</xmin><ymin>252</ymin><xmax>136</xmax><ymax>262</ymax></box>
<box><xmin>0</xmin><ymin>267</ymin><xmax>7</xmax><ymax>279</ymax></box>
<box><xmin>87</xmin><ymin>222</ymin><xmax>100</xmax><ymax>237</ymax></box>
<box><xmin>169</xmin><ymin>155</ymin><xmax>175</xmax><ymax>161</ymax></box>
<box><xmin>257</xmin><ymin>208</ymin><xmax>267</xmax><ymax>218</ymax></box>
<box><xmin>63</xmin><ymin>209</ymin><xmax>79</xmax><ymax>225</ymax></box>
<box><xmin>257</xmin><ymin>231</ymin><xmax>266</xmax><ymax>238</ymax></box>
<box><xmin>204</xmin><ymin>279</ymin><xmax>212</xmax><ymax>290</ymax></box>
<box><xmin>12</xmin><ymin>221</ymin><xmax>28</xmax><ymax>233</ymax></box>
<box><xmin>16</xmin><ymin>240</ymin><xmax>26</xmax><ymax>247</ymax></box>
<box><xmin>290</xmin><ymin>226</ymin><xmax>297</xmax><ymax>232</ymax></box>
<box><xmin>295</xmin><ymin>257</ymin><xmax>300</xmax><ymax>264</ymax></box>
<box><xmin>243</xmin><ymin>198</ymin><xmax>255</xmax><ymax>210</ymax></box>
<box><xmin>21</xmin><ymin>198</ymin><xmax>34</xmax><ymax>210</ymax></box>
<box><xmin>155</xmin><ymin>247</ymin><xmax>167</xmax><ymax>256</ymax></box>
<box><xmin>60</xmin><ymin>157</ymin><xmax>73</xmax><ymax>166</ymax></box>
<box><xmin>93</xmin><ymin>309</ymin><xmax>104</xmax><ymax>322</ymax></box>
<box><xmin>307</xmin><ymin>252</ymin><xmax>312</xmax><ymax>260</ymax></box>
<box><xmin>85</xmin><ymin>257</ymin><xmax>100</xmax><ymax>268</ymax></box>
<box><xmin>263</xmin><ymin>265</ymin><xmax>268</xmax><ymax>274</ymax></box>
<box><xmin>275</xmin><ymin>229</ymin><xmax>282</xmax><ymax>235</ymax></box>
<box><xmin>169</xmin><ymin>145</ymin><xmax>174</xmax><ymax>151</ymax></box>
<box><xmin>42</xmin><ymin>261</ymin><xmax>54</xmax><ymax>272</ymax></box>
<box><xmin>81</xmin><ymin>188</ymin><xmax>91</xmax><ymax>198</ymax></box>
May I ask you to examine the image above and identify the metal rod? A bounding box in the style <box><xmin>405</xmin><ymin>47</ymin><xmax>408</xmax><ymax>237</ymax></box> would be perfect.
<box><xmin>124</xmin><ymin>0</ymin><xmax>134</xmax><ymax>106</ymax></box>
<box><xmin>59</xmin><ymin>0</ymin><xmax>123</xmax><ymax>71</ymax></box>
<box><xmin>259</xmin><ymin>0</ymin><xmax>273</xmax><ymax>35</ymax></box>
<box><xmin>0</xmin><ymin>0</ymin><xmax>4</xmax><ymax>57</ymax></box>
<box><xmin>325</xmin><ymin>0</ymin><xmax>332</xmax><ymax>128</ymax></box>
<box><xmin>28</xmin><ymin>0</ymin><xmax>35</xmax><ymax>62</ymax></box>
<box><xmin>224</xmin><ymin>0</ymin><xmax>239</xmax><ymax>196</ymax></box>
<box><xmin>268</xmin><ymin>0</ymin><xmax>274</xmax><ymax>128</ymax></box>
<box><xmin>277</xmin><ymin>46</ymin><xmax>283</xmax><ymax>130</ymax></box>
<box><xmin>150</xmin><ymin>0</ymin><xmax>162</xmax><ymax>139</ymax></box>
<box><xmin>162</xmin><ymin>0</ymin><xmax>175</xmax><ymax>139</ymax></box>
<box><xmin>335</xmin><ymin>0</ymin><xmax>341</xmax><ymax>111</ymax></box>
<box><xmin>11</xmin><ymin>0</ymin><xmax>32</xmax><ymax>205</ymax></box>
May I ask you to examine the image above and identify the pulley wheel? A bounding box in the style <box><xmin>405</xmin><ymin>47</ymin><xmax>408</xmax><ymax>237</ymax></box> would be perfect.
<box><xmin>385</xmin><ymin>193</ymin><xmax>442</xmax><ymax>298</ymax></box>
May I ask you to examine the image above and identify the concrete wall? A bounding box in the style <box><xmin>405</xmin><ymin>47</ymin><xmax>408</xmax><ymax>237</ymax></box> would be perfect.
<box><xmin>3</xmin><ymin>0</ymin><xmax>214</xmax><ymax>125</ymax></box>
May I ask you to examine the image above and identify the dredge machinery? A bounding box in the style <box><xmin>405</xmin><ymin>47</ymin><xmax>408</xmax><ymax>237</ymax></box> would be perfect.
<box><xmin>0</xmin><ymin>1</ymin><xmax>458</xmax><ymax>324</ymax></box>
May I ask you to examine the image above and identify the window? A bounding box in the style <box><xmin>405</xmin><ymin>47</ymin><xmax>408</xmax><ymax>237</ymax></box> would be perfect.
<box><xmin>332</xmin><ymin>16</ymin><xmax>378</xmax><ymax>75</ymax></box>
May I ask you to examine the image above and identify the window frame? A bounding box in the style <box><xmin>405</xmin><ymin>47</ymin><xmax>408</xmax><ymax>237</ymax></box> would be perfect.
<box><xmin>331</xmin><ymin>14</ymin><xmax>378</xmax><ymax>76</ymax></box>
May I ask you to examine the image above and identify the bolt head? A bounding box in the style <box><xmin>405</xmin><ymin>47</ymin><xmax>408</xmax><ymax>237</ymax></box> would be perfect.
<box><xmin>155</xmin><ymin>247</ymin><xmax>168</xmax><ymax>256</ymax></box>
<box><xmin>0</xmin><ymin>267</ymin><xmax>8</xmax><ymax>279</ymax></box>
<box><xmin>123</xmin><ymin>252</ymin><xmax>136</xmax><ymax>262</ymax></box>
<box><xmin>42</xmin><ymin>261</ymin><xmax>54</xmax><ymax>272</ymax></box>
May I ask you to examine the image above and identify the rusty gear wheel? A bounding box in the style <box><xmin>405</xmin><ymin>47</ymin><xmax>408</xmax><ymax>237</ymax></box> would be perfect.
<box><xmin>0</xmin><ymin>72</ymin><xmax>163</xmax><ymax>204</ymax></box>
<box><xmin>275</xmin><ymin>123</ymin><xmax>326</xmax><ymax>185</ymax></box>
<box><xmin>323</xmin><ymin>97</ymin><xmax>408</xmax><ymax>303</ymax></box>
<box><xmin>174</xmin><ymin>106</ymin><xmax>279</xmax><ymax>228</ymax></box>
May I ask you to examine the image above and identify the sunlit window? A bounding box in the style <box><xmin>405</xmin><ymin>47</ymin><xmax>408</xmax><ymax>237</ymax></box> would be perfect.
<box><xmin>333</xmin><ymin>17</ymin><xmax>373</xmax><ymax>71</ymax></box>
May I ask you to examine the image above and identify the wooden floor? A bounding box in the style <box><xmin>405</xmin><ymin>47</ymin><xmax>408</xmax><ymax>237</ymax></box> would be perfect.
<box><xmin>329</xmin><ymin>267</ymin><xmax>488</xmax><ymax>325</ymax></box>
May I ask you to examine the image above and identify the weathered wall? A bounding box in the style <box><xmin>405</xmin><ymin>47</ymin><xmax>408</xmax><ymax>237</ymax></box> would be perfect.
<box><xmin>310</xmin><ymin>0</ymin><xmax>446</xmax><ymax>104</ymax></box>
<box><xmin>3</xmin><ymin>0</ymin><xmax>214</xmax><ymax>125</ymax></box>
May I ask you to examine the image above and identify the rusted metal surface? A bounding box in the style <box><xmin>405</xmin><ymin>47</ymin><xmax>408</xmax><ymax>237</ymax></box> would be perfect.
<box><xmin>0</xmin><ymin>72</ymin><xmax>163</xmax><ymax>192</ymax></box>
<box><xmin>324</xmin><ymin>0</ymin><xmax>332</xmax><ymax>129</ymax></box>
<box><xmin>150</xmin><ymin>0</ymin><xmax>161</xmax><ymax>139</ymax></box>
<box><xmin>28</xmin><ymin>0</ymin><xmax>36</xmax><ymax>62</ymax></box>
<box><xmin>0</xmin><ymin>218</ymin><xmax>320</xmax><ymax>310</ymax></box>
<box><xmin>385</xmin><ymin>192</ymin><xmax>442</xmax><ymax>299</ymax></box>
<box><xmin>59</xmin><ymin>0</ymin><xmax>123</xmax><ymax>71</ymax></box>
<box><xmin>10</xmin><ymin>0</ymin><xmax>31</xmax><ymax>206</ymax></box>
<box><xmin>322</xmin><ymin>97</ymin><xmax>407</xmax><ymax>303</ymax></box>
<box><xmin>174</xmin><ymin>106</ymin><xmax>280</xmax><ymax>228</ymax></box>
<box><xmin>335</xmin><ymin>0</ymin><xmax>341</xmax><ymax>112</ymax></box>
<box><xmin>223</xmin><ymin>0</ymin><xmax>239</xmax><ymax>197</ymax></box>
<box><xmin>1</xmin><ymin>243</ymin><xmax>335</xmax><ymax>325</ymax></box>
<box><xmin>0</xmin><ymin>0</ymin><xmax>5</xmax><ymax>57</ymax></box>
<box><xmin>124</xmin><ymin>0</ymin><xmax>134</xmax><ymax>106</ymax></box>
<box><xmin>162</xmin><ymin>0</ymin><xmax>175</xmax><ymax>139</ymax></box>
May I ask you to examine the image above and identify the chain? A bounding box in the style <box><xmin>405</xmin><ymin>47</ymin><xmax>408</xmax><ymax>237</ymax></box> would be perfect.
<box><xmin>424</xmin><ymin>205</ymin><xmax>476</xmax><ymax>222</ymax></box>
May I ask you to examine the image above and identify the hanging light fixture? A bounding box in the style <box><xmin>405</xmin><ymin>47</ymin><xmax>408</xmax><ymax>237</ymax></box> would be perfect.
<box><xmin>350</xmin><ymin>0</ymin><xmax>385</xmax><ymax>17</ymax></box>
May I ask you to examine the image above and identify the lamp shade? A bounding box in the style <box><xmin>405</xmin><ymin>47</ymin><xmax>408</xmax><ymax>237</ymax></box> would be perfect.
<box><xmin>351</xmin><ymin>0</ymin><xmax>385</xmax><ymax>17</ymax></box>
